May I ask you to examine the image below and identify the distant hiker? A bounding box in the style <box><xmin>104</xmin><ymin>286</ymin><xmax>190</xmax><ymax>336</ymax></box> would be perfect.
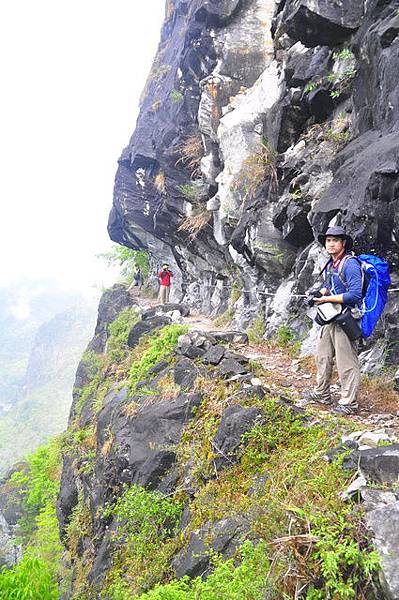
<box><xmin>158</xmin><ymin>263</ymin><xmax>173</xmax><ymax>304</ymax></box>
<box><xmin>305</xmin><ymin>226</ymin><xmax>363</xmax><ymax>415</ymax></box>
<box><xmin>127</xmin><ymin>266</ymin><xmax>142</xmax><ymax>297</ymax></box>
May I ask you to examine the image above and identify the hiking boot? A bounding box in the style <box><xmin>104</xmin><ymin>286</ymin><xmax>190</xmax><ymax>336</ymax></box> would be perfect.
<box><xmin>333</xmin><ymin>404</ymin><xmax>358</xmax><ymax>416</ymax></box>
<box><xmin>304</xmin><ymin>390</ymin><xmax>333</xmax><ymax>405</ymax></box>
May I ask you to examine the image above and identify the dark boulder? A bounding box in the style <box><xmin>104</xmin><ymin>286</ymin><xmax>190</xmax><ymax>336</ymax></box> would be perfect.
<box><xmin>211</xmin><ymin>331</ymin><xmax>249</xmax><ymax>345</ymax></box>
<box><xmin>148</xmin><ymin>360</ymin><xmax>170</xmax><ymax>376</ymax></box>
<box><xmin>179</xmin><ymin>344</ymin><xmax>206</xmax><ymax>359</ymax></box>
<box><xmin>359</xmin><ymin>444</ymin><xmax>399</xmax><ymax>484</ymax></box>
<box><xmin>172</xmin><ymin>516</ymin><xmax>249</xmax><ymax>579</ymax></box>
<box><xmin>127</xmin><ymin>315</ymin><xmax>171</xmax><ymax>348</ymax></box>
<box><xmin>218</xmin><ymin>358</ymin><xmax>248</xmax><ymax>378</ymax></box>
<box><xmin>212</xmin><ymin>405</ymin><xmax>262</xmax><ymax>471</ymax></box>
<box><xmin>202</xmin><ymin>344</ymin><xmax>225</xmax><ymax>365</ymax></box>
<box><xmin>278</xmin><ymin>0</ymin><xmax>364</xmax><ymax>47</ymax></box>
<box><xmin>223</xmin><ymin>350</ymin><xmax>249</xmax><ymax>363</ymax></box>
<box><xmin>95</xmin><ymin>392</ymin><xmax>202</xmax><ymax>505</ymax></box>
<box><xmin>174</xmin><ymin>358</ymin><xmax>200</xmax><ymax>390</ymax></box>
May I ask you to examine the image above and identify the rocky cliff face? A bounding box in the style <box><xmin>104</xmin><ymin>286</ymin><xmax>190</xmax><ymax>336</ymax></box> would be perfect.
<box><xmin>54</xmin><ymin>289</ymin><xmax>399</xmax><ymax>599</ymax></box>
<box><xmin>108</xmin><ymin>0</ymin><xmax>399</xmax><ymax>362</ymax></box>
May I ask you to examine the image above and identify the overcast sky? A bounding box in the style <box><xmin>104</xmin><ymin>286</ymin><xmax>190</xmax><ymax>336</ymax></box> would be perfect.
<box><xmin>0</xmin><ymin>0</ymin><xmax>165</xmax><ymax>291</ymax></box>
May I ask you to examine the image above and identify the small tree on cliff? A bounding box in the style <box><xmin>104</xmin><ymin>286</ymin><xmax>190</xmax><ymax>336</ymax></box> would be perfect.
<box><xmin>98</xmin><ymin>245</ymin><xmax>150</xmax><ymax>285</ymax></box>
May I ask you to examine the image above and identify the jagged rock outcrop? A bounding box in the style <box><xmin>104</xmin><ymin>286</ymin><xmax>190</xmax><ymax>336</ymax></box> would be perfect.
<box><xmin>56</xmin><ymin>289</ymin><xmax>263</xmax><ymax>594</ymax></box>
<box><xmin>108</xmin><ymin>0</ymin><xmax>399</xmax><ymax>360</ymax></box>
<box><xmin>54</xmin><ymin>286</ymin><xmax>399</xmax><ymax>598</ymax></box>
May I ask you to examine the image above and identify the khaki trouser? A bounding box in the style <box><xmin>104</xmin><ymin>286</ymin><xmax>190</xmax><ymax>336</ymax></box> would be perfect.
<box><xmin>160</xmin><ymin>285</ymin><xmax>170</xmax><ymax>304</ymax></box>
<box><xmin>315</xmin><ymin>322</ymin><xmax>360</xmax><ymax>406</ymax></box>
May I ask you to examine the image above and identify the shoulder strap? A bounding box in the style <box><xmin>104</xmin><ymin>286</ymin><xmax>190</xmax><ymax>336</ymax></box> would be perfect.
<box><xmin>337</xmin><ymin>254</ymin><xmax>364</xmax><ymax>293</ymax></box>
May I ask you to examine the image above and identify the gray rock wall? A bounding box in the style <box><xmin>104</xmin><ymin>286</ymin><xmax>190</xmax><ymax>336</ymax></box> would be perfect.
<box><xmin>108</xmin><ymin>0</ymin><xmax>399</xmax><ymax>356</ymax></box>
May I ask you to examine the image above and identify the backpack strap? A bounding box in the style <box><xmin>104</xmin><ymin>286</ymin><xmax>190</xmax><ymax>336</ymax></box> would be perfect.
<box><xmin>337</xmin><ymin>254</ymin><xmax>364</xmax><ymax>290</ymax></box>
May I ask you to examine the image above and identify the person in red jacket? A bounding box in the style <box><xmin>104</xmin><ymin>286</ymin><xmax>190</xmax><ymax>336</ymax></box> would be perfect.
<box><xmin>158</xmin><ymin>263</ymin><xmax>173</xmax><ymax>304</ymax></box>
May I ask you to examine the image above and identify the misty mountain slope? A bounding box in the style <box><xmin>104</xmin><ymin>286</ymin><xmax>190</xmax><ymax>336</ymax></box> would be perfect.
<box><xmin>0</xmin><ymin>296</ymin><xmax>97</xmax><ymax>475</ymax></box>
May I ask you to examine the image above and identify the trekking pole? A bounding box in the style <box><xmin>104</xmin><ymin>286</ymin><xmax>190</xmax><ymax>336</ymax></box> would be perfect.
<box><xmin>258</xmin><ymin>291</ymin><xmax>308</xmax><ymax>298</ymax></box>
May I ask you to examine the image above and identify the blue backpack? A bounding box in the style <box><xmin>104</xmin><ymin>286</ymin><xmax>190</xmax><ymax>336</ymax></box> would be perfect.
<box><xmin>338</xmin><ymin>254</ymin><xmax>391</xmax><ymax>338</ymax></box>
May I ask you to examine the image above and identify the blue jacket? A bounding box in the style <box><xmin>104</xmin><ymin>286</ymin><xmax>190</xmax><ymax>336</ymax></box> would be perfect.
<box><xmin>324</xmin><ymin>256</ymin><xmax>363</xmax><ymax>307</ymax></box>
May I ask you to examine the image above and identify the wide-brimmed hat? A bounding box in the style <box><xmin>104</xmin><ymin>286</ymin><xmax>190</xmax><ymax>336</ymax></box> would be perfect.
<box><xmin>317</xmin><ymin>226</ymin><xmax>353</xmax><ymax>251</ymax></box>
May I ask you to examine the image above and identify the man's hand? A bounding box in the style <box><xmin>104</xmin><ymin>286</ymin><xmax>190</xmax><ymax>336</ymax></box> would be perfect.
<box><xmin>304</xmin><ymin>291</ymin><xmax>322</xmax><ymax>307</ymax></box>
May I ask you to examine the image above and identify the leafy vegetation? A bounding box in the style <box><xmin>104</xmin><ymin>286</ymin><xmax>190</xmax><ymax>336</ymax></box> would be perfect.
<box><xmin>101</xmin><ymin>485</ymin><xmax>184</xmax><ymax>599</ymax></box>
<box><xmin>0</xmin><ymin>440</ymin><xmax>63</xmax><ymax>599</ymax></box>
<box><xmin>107</xmin><ymin>307</ymin><xmax>140</xmax><ymax>363</ymax></box>
<box><xmin>290</xmin><ymin>187</ymin><xmax>303</xmax><ymax>202</ymax></box>
<box><xmin>128</xmin><ymin>324</ymin><xmax>188</xmax><ymax>391</ymax></box>
<box><xmin>74</xmin><ymin>306</ymin><xmax>139</xmax><ymax>415</ymax></box>
<box><xmin>98</xmin><ymin>244</ymin><xmax>150</xmax><ymax>283</ymax></box>
<box><xmin>304</xmin><ymin>47</ymin><xmax>356</xmax><ymax>100</ymax></box>
<box><xmin>137</xmin><ymin>541</ymin><xmax>272</xmax><ymax>599</ymax></box>
<box><xmin>333</xmin><ymin>48</ymin><xmax>355</xmax><ymax>61</ymax></box>
<box><xmin>247</xmin><ymin>314</ymin><xmax>266</xmax><ymax>344</ymax></box>
<box><xmin>170</xmin><ymin>89</ymin><xmax>184</xmax><ymax>103</ymax></box>
<box><xmin>324</xmin><ymin>128</ymin><xmax>351</xmax><ymax>144</ymax></box>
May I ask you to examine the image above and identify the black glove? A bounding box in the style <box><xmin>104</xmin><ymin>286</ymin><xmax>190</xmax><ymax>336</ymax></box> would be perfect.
<box><xmin>304</xmin><ymin>291</ymin><xmax>322</xmax><ymax>307</ymax></box>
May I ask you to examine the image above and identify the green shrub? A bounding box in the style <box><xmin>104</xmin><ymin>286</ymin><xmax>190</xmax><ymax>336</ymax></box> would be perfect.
<box><xmin>170</xmin><ymin>89</ymin><xmax>184</xmax><ymax>103</ymax></box>
<box><xmin>0</xmin><ymin>440</ymin><xmax>63</xmax><ymax>597</ymax></box>
<box><xmin>107</xmin><ymin>307</ymin><xmax>140</xmax><ymax>363</ymax></box>
<box><xmin>276</xmin><ymin>324</ymin><xmax>294</xmax><ymax>345</ymax></box>
<box><xmin>98</xmin><ymin>245</ymin><xmax>150</xmax><ymax>283</ymax></box>
<box><xmin>0</xmin><ymin>554</ymin><xmax>59</xmax><ymax>600</ymax></box>
<box><xmin>136</xmin><ymin>540</ymin><xmax>271</xmax><ymax>600</ymax></box>
<box><xmin>11</xmin><ymin>439</ymin><xmax>61</xmax><ymax>527</ymax></box>
<box><xmin>101</xmin><ymin>485</ymin><xmax>183</xmax><ymax>598</ymax></box>
<box><xmin>247</xmin><ymin>315</ymin><xmax>265</xmax><ymax>344</ymax></box>
<box><xmin>128</xmin><ymin>325</ymin><xmax>188</xmax><ymax>391</ymax></box>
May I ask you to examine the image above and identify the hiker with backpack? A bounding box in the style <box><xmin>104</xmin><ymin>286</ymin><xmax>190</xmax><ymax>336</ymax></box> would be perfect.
<box><xmin>158</xmin><ymin>263</ymin><xmax>173</xmax><ymax>304</ymax></box>
<box><xmin>305</xmin><ymin>226</ymin><xmax>391</xmax><ymax>414</ymax></box>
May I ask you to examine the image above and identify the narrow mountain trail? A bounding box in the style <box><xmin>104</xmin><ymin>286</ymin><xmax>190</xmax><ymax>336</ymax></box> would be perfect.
<box><xmin>136</xmin><ymin>297</ymin><xmax>399</xmax><ymax>433</ymax></box>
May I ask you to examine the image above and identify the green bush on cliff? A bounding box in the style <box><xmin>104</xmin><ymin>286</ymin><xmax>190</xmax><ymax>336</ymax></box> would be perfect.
<box><xmin>0</xmin><ymin>439</ymin><xmax>63</xmax><ymax>599</ymax></box>
<box><xmin>108</xmin><ymin>306</ymin><xmax>140</xmax><ymax>363</ymax></box>
<box><xmin>0</xmin><ymin>554</ymin><xmax>59</xmax><ymax>600</ymax></box>
<box><xmin>128</xmin><ymin>324</ymin><xmax>188</xmax><ymax>391</ymax></box>
<box><xmin>98</xmin><ymin>245</ymin><xmax>150</xmax><ymax>283</ymax></box>
<box><xmin>101</xmin><ymin>485</ymin><xmax>184</xmax><ymax>599</ymax></box>
<box><xmin>137</xmin><ymin>540</ymin><xmax>271</xmax><ymax>599</ymax></box>
<box><xmin>75</xmin><ymin>306</ymin><xmax>139</xmax><ymax>415</ymax></box>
